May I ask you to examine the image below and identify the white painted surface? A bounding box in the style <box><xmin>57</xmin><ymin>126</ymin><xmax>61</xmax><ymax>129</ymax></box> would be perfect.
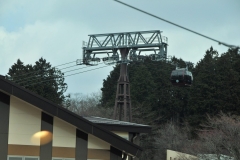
<box><xmin>112</xmin><ymin>131</ymin><xmax>129</xmax><ymax>140</ymax></box>
<box><xmin>53</xmin><ymin>117</ymin><xmax>76</xmax><ymax>147</ymax></box>
<box><xmin>88</xmin><ymin>134</ymin><xmax>110</xmax><ymax>150</ymax></box>
<box><xmin>8</xmin><ymin>96</ymin><xmax>41</xmax><ymax>145</ymax></box>
<box><xmin>166</xmin><ymin>150</ymin><xmax>197</xmax><ymax>160</ymax></box>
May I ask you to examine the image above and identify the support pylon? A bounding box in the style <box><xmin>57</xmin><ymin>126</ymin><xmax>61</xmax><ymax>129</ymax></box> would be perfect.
<box><xmin>113</xmin><ymin>48</ymin><xmax>132</xmax><ymax>122</ymax></box>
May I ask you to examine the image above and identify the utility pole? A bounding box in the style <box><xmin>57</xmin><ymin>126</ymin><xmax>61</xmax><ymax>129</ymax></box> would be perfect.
<box><xmin>80</xmin><ymin>30</ymin><xmax>167</xmax><ymax>122</ymax></box>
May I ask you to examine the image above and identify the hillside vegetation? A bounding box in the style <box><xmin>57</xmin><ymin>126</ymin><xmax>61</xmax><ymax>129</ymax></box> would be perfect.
<box><xmin>100</xmin><ymin>47</ymin><xmax>240</xmax><ymax>159</ymax></box>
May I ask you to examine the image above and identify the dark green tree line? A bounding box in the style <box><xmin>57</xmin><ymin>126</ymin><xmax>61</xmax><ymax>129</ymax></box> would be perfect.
<box><xmin>101</xmin><ymin>47</ymin><xmax>240</xmax><ymax>128</ymax></box>
<box><xmin>101</xmin><ymin>57</ymin><xmax>194</xmax><ymax>126</ymax></box>
<box><xmin>187</xmin><ymin>47</ymin><xmax>240</xmax><ymax>127</ymax></box>
<box><xmin>7</xmin><ymin>58</ymin><xmax>67</xmax><ymax>105</ymax></box>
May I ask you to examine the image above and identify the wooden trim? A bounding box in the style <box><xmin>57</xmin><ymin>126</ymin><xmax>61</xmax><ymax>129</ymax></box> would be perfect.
<box><xmin>8</xmin><ymin>145</ymin><xmax>40</xmax><ymax>156</ymax></box>
<box><xmin>88</xmin><ymin>149</ymin><xmax>110</xmax><ymax>160</ymax></box>
<box><xmin>52</xmin><ymin>147</ymin><xmax>75</xmax><ymax>158</ymax></box>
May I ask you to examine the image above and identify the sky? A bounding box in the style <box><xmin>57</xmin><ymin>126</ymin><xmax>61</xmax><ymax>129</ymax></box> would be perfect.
<box><xmin>0</xmin><ymin>0</ymin><xmax>239</xmax><ymax>95</ymax></box>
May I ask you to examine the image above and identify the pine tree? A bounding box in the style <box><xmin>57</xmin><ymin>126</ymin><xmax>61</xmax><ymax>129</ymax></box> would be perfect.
<box><xmin>7</xmin><ymin>58</ymin><xmax>67</xmax><ymax>105</ymax></box>
<box><xmin>129</xmin><ymin>61</ymin><xmax>157</xmax><ymax>124</ymax></box>
<box><xmin>101</xmin><ymin>64</ymin><xmax>120</xmax><ymax>108</ymax></box>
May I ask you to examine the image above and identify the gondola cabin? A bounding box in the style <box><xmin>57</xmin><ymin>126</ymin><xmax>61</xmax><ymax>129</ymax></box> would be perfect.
<box><xmin>170</xmin><ymin>68</ymin><xmax>193</xmax><ymax>87</ymax></box>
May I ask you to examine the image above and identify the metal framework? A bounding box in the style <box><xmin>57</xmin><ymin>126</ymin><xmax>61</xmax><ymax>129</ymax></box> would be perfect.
<box><xmin>82</xmin><ymin>30</ymin><xmax>168</xmax><ymax>65</ymax></box>
<box><xmin>81</xmin><ymin>30</ymin><xmax>168</xmax><ymax>122</ymax></box>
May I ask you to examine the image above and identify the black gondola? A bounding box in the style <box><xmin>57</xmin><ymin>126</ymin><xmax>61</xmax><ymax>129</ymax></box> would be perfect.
<box><xmin>170</xmin><ymin>68</ymin><xmax>193</xmax><ymax>87</ymax></box>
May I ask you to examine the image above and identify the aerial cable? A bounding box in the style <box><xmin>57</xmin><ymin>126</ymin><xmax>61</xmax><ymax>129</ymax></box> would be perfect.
<box><xmin>58</xmin><ymin>64</ymin><xmax>78</xmax><ymax>70</ymax></box>
<box><xmin>114</xmin><ymin>0</ymin><xmax>239</xmax><ymax>50</ymax></box>
<box><xmin>23</xmin><ymin>65</ymin><xmax>110</xmax><ymax>87</ymax></box>
<box><xmin>64</xmin><ymin>65</ymin><xmax>108</xmax><ymax>77</ymax></box>
<box><xmin>54</xmin><ymin>60</ymin><xmax>76</xmax><ymax>67</ymax></box>
<box><xmin>16</xmin><ymin>64</ymin><xmax>101</xmax><ymax>85</ymax></box>
<box><xmin>14</xmin><ymin>64</ymin><xmax>79</xmax><ymax>83</ymax></box>
<box><xmin>10</xmin><ymin>61</ymin><xmax>82</xmax><ymax>83</ymax></box>
<box><xmin>16</xmin><ymin>63</ymin><xmax>105</xmax><ymax>84</ymax></box>
<box><xmin>8</xmin><ymin>60</ymin><xmax>77</xmax><ymax>79</ymax></box>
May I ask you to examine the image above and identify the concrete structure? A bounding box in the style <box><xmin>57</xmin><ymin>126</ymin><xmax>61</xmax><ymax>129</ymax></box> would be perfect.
<box><xmin>0</xmin><ymin>76</ymin><xmax>150</xmax><ymax>160</ymax></box>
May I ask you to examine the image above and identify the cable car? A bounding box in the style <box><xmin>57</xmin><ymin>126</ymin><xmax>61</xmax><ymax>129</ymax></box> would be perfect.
<box><xmin>170</xmin><ymin>68</ymin><xmax>193</xmax><ymax>87</ymax></box>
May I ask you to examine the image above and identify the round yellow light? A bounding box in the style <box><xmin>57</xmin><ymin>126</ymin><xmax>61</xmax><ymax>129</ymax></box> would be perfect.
<box><xmin>31</xmin><ymin>131</ymin><xmax>52</xmax><ymax>145</ymax></box>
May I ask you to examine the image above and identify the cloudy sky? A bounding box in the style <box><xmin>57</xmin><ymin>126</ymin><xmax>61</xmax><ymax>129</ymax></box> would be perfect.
<box><xmin>0</xmin><ymin>0</ymin><xmax>239</xmax><ymax>95</ymax></box>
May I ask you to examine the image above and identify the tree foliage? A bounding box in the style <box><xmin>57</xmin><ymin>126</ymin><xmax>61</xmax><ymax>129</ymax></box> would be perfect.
<box><xmin>187</xmin><ymin>47</ymin><xmax>240</xmax><ymax>127</ymax></box>
<box><xmin>101</xmin><ymin>56</ymin><xmax>194</xmax><ymax>125</ymax></box>
<box><xmin>7</xmin><ymin>58</ymin><xmax>67</xmax><ymax>105</ymax></box>
<box><xmin>100</xmin><ymin>47</ymin><xmax>240</xmax><ymax>159</ymax></box>
<box><xmin>101</xmin><ymin>65</ymin><xmax>120</xmax><ymax>108</ymax></box>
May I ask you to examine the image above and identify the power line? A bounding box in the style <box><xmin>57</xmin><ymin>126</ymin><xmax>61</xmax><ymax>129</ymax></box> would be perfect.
<box><xmin>55</xmin><ymin>60</ymin><xmax>76</xmax><ymax>67</ymax></box>
<box><xmin>114</xmin><ymin>0</ymin><xmax>239</xmax><ymax>50</ymax></box>
<box><xmin>10</xmin><ymin>61</ymin><xmax>80</xmax><ymax>84</ymax></box>
<box><xmin>9</xmin><ymin>60</ymin><xmax>77</xmax><ymax>79</ymax></box>
<box><xmin>23</xmin><ymin>65</ymin><xmax>110</xmax><ymax>87</ymax></box>
<box><xmin>64</xmin><ymin>65</ymin><xmax>108</xmax><ymax>77</ymax></box>
<box><xmin>16</xmin><ymin>63</ymin><xmax>104</xmax><ymax>85</ymax></box>
<box><xmin>58</xmin><ymin>64</ymin><xmax>78</xmax><ymax>70</ymax></box>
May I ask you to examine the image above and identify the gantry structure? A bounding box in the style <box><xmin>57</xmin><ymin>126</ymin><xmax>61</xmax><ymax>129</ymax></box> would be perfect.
<box><xmin>81</xmin><ymin>30</ymin><xmax>168</xmax><ymax>122</ymax></box>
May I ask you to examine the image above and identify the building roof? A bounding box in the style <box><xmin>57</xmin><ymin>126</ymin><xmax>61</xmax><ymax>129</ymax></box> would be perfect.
<box><xmin>0</xmin><ymin>76</ymin><xmax>142</xmax><ymax>157</ymax></box>
<box><xmin>84</xmin><ymin>116</ymin><xmax>151</xmax><ymax>133</ymax></box>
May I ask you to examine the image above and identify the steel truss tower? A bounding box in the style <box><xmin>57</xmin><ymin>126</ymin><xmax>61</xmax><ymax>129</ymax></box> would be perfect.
<box><xmin>81</xmin><ymin>30</ymin><xmax>168</xmax><ymax>122</ymax></box>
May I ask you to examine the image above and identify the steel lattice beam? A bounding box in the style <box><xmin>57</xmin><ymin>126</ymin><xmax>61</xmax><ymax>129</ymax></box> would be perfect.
<box><xmin>84</xmin><ymin>30</ymin><xmax>167</xmax><ymax>50</ymax></box>
<box><xmin>82</xmin><ymin>30</ymin><xmax>168</xmax><ymax>65</ymax></box>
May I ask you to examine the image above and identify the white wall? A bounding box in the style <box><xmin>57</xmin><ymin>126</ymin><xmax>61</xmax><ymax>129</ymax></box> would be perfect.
<box><xmin>88</xmin><ymin>134</ymin><xmax>110</xmax><ymax>150</ymax></box>
<box><xmin>8</xmin><ymin>96</ymin><xmax>42</xmax><ymax>145</ymax></box>
<box><xmin>52</xmin><ymin>117</ymin><xmax>76</xmax><ymax>147</ymax></box>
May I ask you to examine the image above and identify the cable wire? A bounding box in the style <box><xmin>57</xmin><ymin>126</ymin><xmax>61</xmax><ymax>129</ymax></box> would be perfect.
<box><xmin>58</xmin><ymin>64</ymin><xmax>78</xmax><ymax>70</ymax></box>
<box><xmin>10</xmin><ymin>62</ymin><xmax>81</xmax><ymax>84</ymax></box>
<box><xmin>23</xmin><ymin>65</ymin><xmax>110</xmax><ymax>87</ymax></box>
<box><xmin>114</xmin><ymin>0</ymin><xmax>239</xmax><ymax>50</ymax></box>
<box><xmin>9</xmin><ymin>60</ymin><xmax>77</xmax><ymax>79</ymax></box>
<box><xmin>16</xmin><ymin>63</ymin><xmax>104</xmax><ymax>85</ymax></box>
<box><xmin>54</xmin><ymin>60</ymin><xmax>76</xmax><ymax>67</ymax></box>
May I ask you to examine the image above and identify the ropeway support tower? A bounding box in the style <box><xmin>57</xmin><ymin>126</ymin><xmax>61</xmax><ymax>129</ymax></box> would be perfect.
<box><xmin>80</xmin><ymin>30</ymin><xmax>168</xmax><ymax>122</ymax></box>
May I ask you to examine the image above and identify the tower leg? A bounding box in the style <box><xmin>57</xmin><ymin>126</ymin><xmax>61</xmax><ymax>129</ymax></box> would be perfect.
<box><xmin>113</xmin><ymin>48</ymin><xmax>132</xmax><ymax>122</ymax></box>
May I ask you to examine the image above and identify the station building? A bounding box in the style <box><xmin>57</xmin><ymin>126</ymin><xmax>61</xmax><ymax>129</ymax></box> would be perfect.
<box><xmin>0</xmin><ymin>76</ymin><xmax>151</xmax><ymax>160</ymax></box>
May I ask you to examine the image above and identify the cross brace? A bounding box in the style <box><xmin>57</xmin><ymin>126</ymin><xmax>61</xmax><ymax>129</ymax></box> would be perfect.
<box><xmin>82</xmin><ymin>30</ymin><xmax>168</xmax><ymax>65</ymax></box>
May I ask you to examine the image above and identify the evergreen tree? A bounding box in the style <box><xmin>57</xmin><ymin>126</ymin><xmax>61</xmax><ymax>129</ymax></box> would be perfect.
<box><xmin>101</xmin><ymin>64</ymin><xmax>120</xmax><ymax>108</ymax></box>
<box><xmin>128</xmin><ymin>61</ymin><xmax>157</xmax><ymax>124</ymax></box>
<box><xmin>100</xmin><ymin>57</ymin><xmax>194</xmax><ymax>125</ymax></box>
<box><xmin>187</xmin><ymin>47</ymin><xmax>220</xmax><ymax>126</ymax></box>
<box><xmin>215</xmin><ymin>48</ymin><xmax>240</xmax><ymax>114</ymax></box>
<box><xmin>100</xmin><ymin>47</ymin><xmax>240</xmax><ymax>159</ymax></box>
<box><xmin>7</xmin><ymin>58</ymin><xmax>67</xmax><ymax>105</ymax></box>
<box><xmin>187</xmin><ymin>47</ymin><xmax>240</xmax><ymax>127</ymax></box>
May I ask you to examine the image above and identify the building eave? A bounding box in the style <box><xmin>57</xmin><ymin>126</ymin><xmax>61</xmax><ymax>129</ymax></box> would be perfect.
<box><xmin>0</xmin><ymin>77</ymin><xmax>142</xmax><ymax>157</ymax></box>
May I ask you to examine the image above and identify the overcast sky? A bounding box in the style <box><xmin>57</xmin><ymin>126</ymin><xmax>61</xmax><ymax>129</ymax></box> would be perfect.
<box><xmin>0</xmin><ymin>0</ymin><xmax>239</xmax><ymax>95</ymax></box>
